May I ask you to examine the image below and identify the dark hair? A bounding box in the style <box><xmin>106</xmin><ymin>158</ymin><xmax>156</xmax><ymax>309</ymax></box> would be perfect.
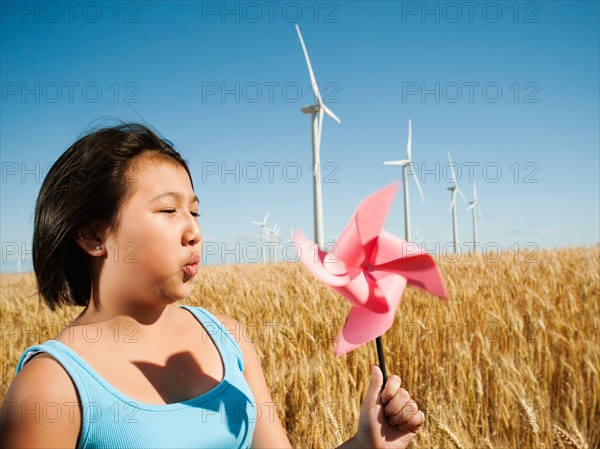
<box><xmin>33</xmin><ymin>123</ymin><xmax>194</xmax><ymax>310</ymax></box>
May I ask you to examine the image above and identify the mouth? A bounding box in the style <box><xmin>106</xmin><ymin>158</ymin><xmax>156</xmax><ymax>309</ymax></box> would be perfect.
<box><xmin>183</xmin><ymin>253</ymin><xmax>201</xmax><ymax>278</ymax></box>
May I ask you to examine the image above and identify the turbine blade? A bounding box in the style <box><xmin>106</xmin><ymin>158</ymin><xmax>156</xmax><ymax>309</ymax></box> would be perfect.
<box><xmin>295</xmin><ymin>24</ymin><xmax>322</xmax><ymax>105</ymax></box>
<box><xmin>409</xmin><ymin>164</ymin><xmax>425</xmax><ymax>203</ymax></box>
<box><xmin>448</xmin><ymin>152</ymin><xmax>458</xmax><ymax>184</ymax></box>
<box><xmin>406</xmin><ymin>119</ymin><xmax>412</xmax><ymax>161</ymax></box>
<box><xmin>449</xmin><ymin>189</ymin><xmax>457</xmax><ymax>212</ymax></box>
<box><xmin>322</xmin><ymin>103</ymin><xmax>341</xmax><ymax>124</ymax></box>
<box><xmin>458</xmin><ymin>187</ymin><xmax>467</xmax><ymax>203</ymax></box>
<box><xmin>466</xmin><ymin>201</ymin><xmax>477</xmax><ymax>211</ymax></box>
<box><xmin>473</xmin><ymin>180</ymin><xmax>478</xmax><ymax>201</ymax></box>
<box><xmin>251</xmin><ymin>220</ymin><xmax>262</xmax><ymax>225</ymax></box>
<box><xmin>264</xmin><ymin>209</ymin><xmax>270</xmax><ymax>223</ymax></box>
<box><xmin>384</xmin><ymin>160</ymin><xmax>410</xmax><ymax>165</ymax></box>
<box><xmin>478</xmin><ymin>203</ymin><xmax>484</xmax><ymax>221</ymax></box>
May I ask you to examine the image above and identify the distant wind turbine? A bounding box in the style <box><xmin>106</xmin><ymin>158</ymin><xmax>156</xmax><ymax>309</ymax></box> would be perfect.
<box><xmin>251</xmin><ymin>210</ymin><xmax>269</xmax><ymax>264</ymax></box>
<box><xmin>466</xmin><ymin>180</ymin><xmax>484</xmax><ymax>253</ymax></box>
<box><xmin>295</xmin><ymin>23</ymin><xmax>341</xmax><ymax>249</ymax></box>
<box><xmin>266</xmin><ymin>222</ymin><xmax>280</xmax><ymax>262</ymax></box>
<box><xmin>384</xmin><ymin>119</ymin><xmax>425</xmax><ymax>242</ymax></box>
<box><xmin>414</xmin><ymin>227</ymin><xmax>422</xmax><ymax>245</ymax></box>
<box><xmin>447</xmin><ymin>152</ymin><xmax>467</xmax><ymax>253</ymax></box>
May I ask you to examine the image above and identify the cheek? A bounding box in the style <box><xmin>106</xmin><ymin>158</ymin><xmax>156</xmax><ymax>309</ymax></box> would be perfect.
<box><xmin>119</xmin><ymin>218</ymin><xmax>180</xmax><ymax>259</ymax></box>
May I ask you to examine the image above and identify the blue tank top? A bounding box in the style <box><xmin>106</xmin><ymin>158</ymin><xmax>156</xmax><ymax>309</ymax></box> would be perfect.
<box><xmin>16</xmin><ymin>306</ymin><xmax>257</xmax><ymax>449</ymax></box>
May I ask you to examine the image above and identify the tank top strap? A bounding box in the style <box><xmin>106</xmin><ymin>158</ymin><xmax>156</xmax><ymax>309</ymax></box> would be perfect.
<box><xmin>179</xmin><ymin>305</ymin><xmax>245</xmax><ymax>372</ymax></box>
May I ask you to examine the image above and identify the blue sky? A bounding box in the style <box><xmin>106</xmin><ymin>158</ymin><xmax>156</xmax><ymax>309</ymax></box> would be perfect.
<box><xmin>1</xmin><ymin>1</ymin><xmax>599</xmax><ymax>271</ymax></box>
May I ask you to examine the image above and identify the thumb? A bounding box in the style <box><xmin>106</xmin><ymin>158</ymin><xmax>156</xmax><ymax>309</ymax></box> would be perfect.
<box><xmin>364</xmin><ymin>364</ymin><xmax>384</xmax><ymax>407</ymax></box>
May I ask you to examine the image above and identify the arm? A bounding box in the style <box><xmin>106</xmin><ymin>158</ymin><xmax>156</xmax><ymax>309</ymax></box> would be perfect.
<box><xmin>0</xmin><ymin>353</ymin><xmax>81</xmax><ymax>449</ymax></box>
<box><xmin>216</xmin><ymin>314</ymin><xmax>292</xmax><ymax>448</ymax></box>
<box><xmin>216</xmin><ymin>315</ymin><xmax>423</xmax><ymax>449</ymax></box>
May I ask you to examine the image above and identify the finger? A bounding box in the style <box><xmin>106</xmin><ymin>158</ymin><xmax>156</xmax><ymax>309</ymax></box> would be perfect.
<box><xmin>387</xmin><ymin>399</ymin><xmax>421</xmax><ymax>426</ymax></box>
<box><xmin>364</xmin><ymin>364</ymin><xmax>384</xmax><ymax>407</ymax></box>
<box><xmin>383</xmin><ymin>387</ymin><xmax>410</xmax><ymax>417</ymax></box>
<box><xmin>380</xmin><ymin>374</ymin><xmax>401</xmax><ymax>405</ymax></box>
<box><xmin>395</xmin><ymin>410</ymin><xmax>425</xmax><ymax>434</ymax></box>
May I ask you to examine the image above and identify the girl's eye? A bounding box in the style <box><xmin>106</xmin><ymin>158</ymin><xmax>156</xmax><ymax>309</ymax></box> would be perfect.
<box><xmin>160</xmin><ymin>209</ymin><xmax>201</xmax><ymax>218</ymax></box>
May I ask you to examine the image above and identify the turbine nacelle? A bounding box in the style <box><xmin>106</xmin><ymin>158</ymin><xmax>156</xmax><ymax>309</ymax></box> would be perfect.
<box><xmin>384</xmin><ymin>120</ymin><xmax>425</xmax><ymax>205</ymax></box>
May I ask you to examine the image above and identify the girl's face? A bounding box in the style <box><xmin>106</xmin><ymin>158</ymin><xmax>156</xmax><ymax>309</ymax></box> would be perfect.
<box><xmin>99</xmin><ymin>155</ymin><xmax>202</xmax><ymax>306</ymax></box>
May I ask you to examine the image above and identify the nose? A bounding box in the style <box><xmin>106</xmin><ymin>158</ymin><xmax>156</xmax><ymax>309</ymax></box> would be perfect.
<box><xmin>183</xmin><ymin>214</ymin><xmax>202</xmax><ymax>248</ymax></box>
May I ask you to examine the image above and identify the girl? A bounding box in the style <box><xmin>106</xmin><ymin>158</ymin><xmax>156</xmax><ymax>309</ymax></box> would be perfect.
<box><xmin>1</xmin><ymin>123</ymin><xmax>425</xmax><ymax>448</ymax></box>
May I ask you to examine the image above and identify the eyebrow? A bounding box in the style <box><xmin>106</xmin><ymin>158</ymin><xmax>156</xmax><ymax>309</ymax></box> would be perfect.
<box><xmin>150</xmin><ymin>191</ymin><xmax>199</xmax><ymax>204</ymax></box>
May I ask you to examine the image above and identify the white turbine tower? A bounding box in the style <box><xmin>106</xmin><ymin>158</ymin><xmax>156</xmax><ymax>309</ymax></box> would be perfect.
<box><xmin>266</xmin><ymin>222</ymin><xmax>280</xmax><ymax>263</ymax></box>
<box><xmin>295</xmin><ymin>24</ymin><xmax>341</xmax><ymax>249</ymax></box>
<box><xmin>447</xmin><ymin>152</ymin><xmax>467</xmax><ymax>254</ymax></box>
<box><xmin>384</xmin><ymin>119</ymin><xmax>425</xmax><ymax>242</ymax></box>
<box><xmin>466</xmin><ymin>180</ymin><xmax>483</xmax><ymax>254</ymax></box>
<box><xmin>251</xmin><ymin>210</ymin><xmax>269</xmax><ymax>264</ymax></box>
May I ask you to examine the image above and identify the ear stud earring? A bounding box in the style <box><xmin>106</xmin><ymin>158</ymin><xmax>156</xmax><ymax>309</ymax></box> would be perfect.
<box><xmin>96</xmin><ymin>245</ymin><xmax>101</xmax><ymax>256</ymax></box>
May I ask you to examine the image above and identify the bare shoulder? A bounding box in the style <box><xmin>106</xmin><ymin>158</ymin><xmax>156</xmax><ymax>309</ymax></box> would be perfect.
<box><xmin>1</xmin><ymin>353</ymin><xmax>81</xmax><ymax>448</ymax></box>
<box><xmin>5</xmin><ymin>352</ymin><xmax>79</xmax><ymax>404</ymax></box>
<box><xmin>212</xmin><ymin>312</ymin><xmax>247</xmax><ymax>347</ymax></box>
<box><xmin>212</xmin><ymin>312</ymin><xmax>240</xmax><ymax>329</ymax></box>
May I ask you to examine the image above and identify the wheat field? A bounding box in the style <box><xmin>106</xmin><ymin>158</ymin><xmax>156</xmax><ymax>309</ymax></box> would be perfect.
<box><xmin>1</xmin><ymin>247</ymin><xmax>599</xmax><ymax>448</ymax></box>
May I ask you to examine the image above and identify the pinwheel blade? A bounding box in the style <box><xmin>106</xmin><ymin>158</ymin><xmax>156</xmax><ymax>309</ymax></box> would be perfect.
<box><xmin>295</xmin><ymin>228</ymin><xmax>350</xmax><ymax>286</ymax></box>
<box><xmin>372</xmin><ymin>231</ymin><xmax>448</xmax><ymax>299</ymax></box>
<box><xmin>334</xmin><ymin>273</ymin><xmax>407</xmax><ymax>356</ymax></box>
<box><xmin>295</xmin><ymin>24</ymin><xmax>322</xmax><ymax>106</ymax></box>
<box><xmin>335</xmin><ymin>182</ymin><xmax>400</xmax><ymax>267</ymax></box>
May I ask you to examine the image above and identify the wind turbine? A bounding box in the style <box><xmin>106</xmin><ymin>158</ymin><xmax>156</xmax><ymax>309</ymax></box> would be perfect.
<box><xmin>295</xmin><ymin>24</ymin><xmax>341</xmax><ymax>249</ymax></box>
<box><xmin>414</xmin><ymin>227</ymin><xmax>422</xmax><ymax>245</ymax></box>
<box><xmin>266</xmin><ymin>222</ymin><xmax>280</xmax><ymax>262</ymax></box>
<box><xmin>466</xmin><ymin>180</ymin><xmax>484</xmax><ymax>253</ymax></box>
<box><xmin>447</xmin><ymin>152</ymin><xmax>467</xmax><ymax>253</ymax></box>
<box><xmin>251</xmin><ymin>210</ymin><xmax>269</xmax><ymax>264</ymax></box>
<box><xmin>384</xmin><ymin>119</ymin><xmax>425</xmax><ymax>242</ymax></box>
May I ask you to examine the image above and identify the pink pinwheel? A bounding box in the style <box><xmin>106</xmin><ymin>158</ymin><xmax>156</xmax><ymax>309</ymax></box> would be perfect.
<box><xmin>295</xmin><ymin>182</ymin><xmax>448</xmax><ymax>357</ymax></box>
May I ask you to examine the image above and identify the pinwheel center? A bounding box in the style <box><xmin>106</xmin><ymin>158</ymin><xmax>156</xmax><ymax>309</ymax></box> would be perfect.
<box><xmin>361</xmin><ymin>261</ymin><xmax>376</xmax><ymax>272</ymax></box>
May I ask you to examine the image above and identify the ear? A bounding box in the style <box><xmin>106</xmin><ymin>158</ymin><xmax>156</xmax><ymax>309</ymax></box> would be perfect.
<box><xmin>75</xmin><ymin>226</ymin><xmax>106</xmax><ymax>257</ymax></box>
